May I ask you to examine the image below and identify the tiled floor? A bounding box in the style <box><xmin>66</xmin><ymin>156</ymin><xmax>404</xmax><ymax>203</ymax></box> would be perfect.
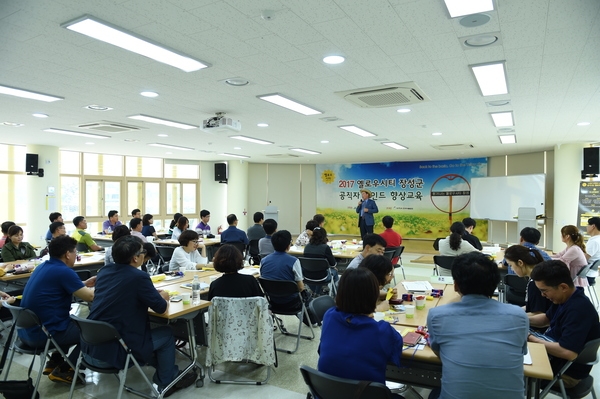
<box><xmin>2</xmin><ymin>252</ymin><xmax>599</xmax><ymax>398</ymax></box>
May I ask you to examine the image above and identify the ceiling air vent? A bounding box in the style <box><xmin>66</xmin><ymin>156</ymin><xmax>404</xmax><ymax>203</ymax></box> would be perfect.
<box><xmin>432</xmin><ymin>144</ymin><xmax>475</xmax><ymax>150</ymax></box>
<box><xmin>336</xmin><ymin>82</ymin><xmax>430</xmax><ymax>108</ymax></box>
<box><xmin>78</xmin><ymin>121</ymin><xmax>143</xmax><ymax>133</ymax></box>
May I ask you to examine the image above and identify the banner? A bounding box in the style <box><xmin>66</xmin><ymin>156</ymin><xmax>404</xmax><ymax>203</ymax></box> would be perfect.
<box><xmin>316</xmin><ymin>158</ymin><xmax>488</xmax><ymax>239</ymax></box>
<box><xmin>578</xmin><ymin>181</ymin><xmax>600</xmax><ymax>229</ymax></box>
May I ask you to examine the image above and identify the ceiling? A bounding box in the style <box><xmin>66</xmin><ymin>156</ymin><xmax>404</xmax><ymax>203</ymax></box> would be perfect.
<box><xmin>1</xmin><ymin>0</ymin><xmax>599</xmax><ymax>165</ymax></box>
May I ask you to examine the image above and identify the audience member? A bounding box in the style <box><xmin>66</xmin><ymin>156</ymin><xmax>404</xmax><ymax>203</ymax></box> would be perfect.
<box><xmin>356</xmin><ymin>188</ymin><xmax>379</xmax><ymax>238</ymax></box>
<box><xmin>504</xmin><ymin>227</ymin><xmax>552</xmax><ymax>274</ymax></box>
<box><xmin>19</xmin><ymin>235</ymin><xmax>95</xmax><ymax>384</ymax></box>
<box><xmin>1</xmin><ymin>225</ymin><xmax>37</xmax><ymax>261</ymax></box>
<box><xmin>504</xmin><ymin>245</ymin><xmax>552</xmax><ymax>315</ymax></box>
<box><xmin>104</xmin><ymin>225</ymin><xmax>131</xmax><ymax>265</ymax></box>
<box><xmin>131</xmin><ymin>208</ymin><xmax>141</xmax><ymax>219</ymax></box>
<box><xmin>171</xmin><ymin>216</ymin><xmax>189</xmax><ymax>241</ymax></box>
<box><xmin>71</xmin><ymin>216</ymin><xmax>102</xmax><ymax>252</ymax></box>
<box><xmin>45</xmin><ymin>212</ymin><xmax>63</xmax><ymax>242</ymax></box>
<box><xmin>142</xmin><ymin>214</ymin><xmax>157</xmax><ymax>238</ymax></box>
<box><xmin>295</xmin><ymin>220</ymin><xmax>318</xmax><ymax>247</ymax></box>
<box><xmin>102</xmin><ymin>210</ymin><xmax>122</xmax><ymax>234</ymax></box>
<box><xmin>552</xmin><ymin>225</ymin><xmax>588</xmax><ymax>286</ymax></box>
<box><xmin>346</xmin><ymin>233</ymin><xmax>387</xmax><ymax>270</ymax></box>
<box><xmin>207</xmin><ymin>244</ymin><xmax>263</xmax><ymax>300</ymax></box>
<box><xmin>461</xmin><ymin>217</ymin><xmax>483</xmax><ymax>250</ymax></box>
<box><xmin>169</xmin><ymin>213</ymin><xmax>183</xmax><ymax>234</ymax></box>
<box><xmin>247</xmin><ymin>212</ymin><xmax>266</xmax><ymax>241</ymax></box>
<box><xmin>170</xmin><ymin>230</ymin><xmax>207</xmax><ymax>271</ymax></box>
<box><xmin>0</xmin><ymin>221</ymin><xmax>15</xmax><ymax>249</ymax></box>
<box><xmin>318</xmin><ymin>268</ymin><xmax>404</xmax><ymax>397</ymax></box>
<box><xmin>220</xmin><ymin>214</ymin><xmax>249</xmax><ymax>245</ymax></box>
<box><xmin>528</xmin><ymin>260</ymin><xmax>600</xmax><ymax>389</ymax></box>
<box><xmin>379</xmin><ymin>215</ymin><xmax>402</xmax><ymax>263</ymax></box>
<box><xmin>585</xmin><ymin>216</ymin><xmax>600</xmax><ymax>284</ymax></box>
<box><xmin>358</xmin><ymin>254</ymin><xmax>398</xmax><ymax>303</ymax></box>
<box><xmin>50</xmin><ymin>221</ymin><xmax>66</xmax><ymax>239</ymax></box>
<box><xmin>84</xmin><ymin>236</ymin><xmax>197</xmax><ymax>396</ymax></box>
<box><xmin>437</xmin><ymin>222</ymin><xmax>478</xmax><ymax>258</ymax></box>
<box><xmin>313</xmin><ymin>214</ymin><xmax>325</xmax><ymax>228</ymax></box>
<box><xmin>129</xmin><ymin>217</ymin><xmax>147</xmax><ymax>243</ymax></box>
<box><xmin>258</xmin><ymin>218</ymin><xmax>277</xmax><ymax>255</ymax></box>
<box><xmin>303</xmin><ymin>227</ymin><xmax>339</xmax><ymax>293</ymax></box>
<box><xmin>194</xmin><ymin>210</ymin><xmax>211</xmax><ymax>233</ymax></box>
<box><xmin>427</xmin><ymin>252</ymin><xmax>528</xmax><ymax>399</ymax></box>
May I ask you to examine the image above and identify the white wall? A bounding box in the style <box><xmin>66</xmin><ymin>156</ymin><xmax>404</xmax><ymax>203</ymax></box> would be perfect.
<box><xmin>199</xmin><ymin>161</ymin><xmax>228</xmax><ymax>232</ymax></box>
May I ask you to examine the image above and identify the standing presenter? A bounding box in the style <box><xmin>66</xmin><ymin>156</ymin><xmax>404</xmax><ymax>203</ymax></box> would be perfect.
<box><xmin>356</xmin><ymin>188</ymin><xmax>378</xmax><ymax>239</ymax></box>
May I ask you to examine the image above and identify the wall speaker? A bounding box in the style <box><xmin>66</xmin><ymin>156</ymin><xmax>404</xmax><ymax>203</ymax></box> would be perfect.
<box><xmin>215</xmin><ymin>163</ymin><xmax>228</xmax><ymax>182</ymax></box>
<box><xmin>583</xmin><ymin>147</ymin><xmax>600</xmax><ymax>175</ymax></box>
<box><xmin>26</xmin><ymin>153</ymin><xmax>39</xmax><ymax>173</ymax></box>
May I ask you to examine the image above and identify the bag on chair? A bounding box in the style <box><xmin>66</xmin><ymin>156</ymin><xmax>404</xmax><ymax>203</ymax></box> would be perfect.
<box><xmin>0</xmin><ymin>318</ymin><xmax>40</xmax><ymax>399</ymax></box>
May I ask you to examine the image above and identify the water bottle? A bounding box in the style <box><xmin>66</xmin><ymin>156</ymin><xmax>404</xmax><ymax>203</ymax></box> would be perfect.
<box><xmin>192</xmin><ymin>275</ymin><xmax>201</xmax><ymax>305</ymax></box>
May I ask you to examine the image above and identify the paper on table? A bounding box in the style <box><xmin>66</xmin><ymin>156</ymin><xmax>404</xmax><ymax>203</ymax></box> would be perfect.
<box><xmin>238</xmin><ymin>268</ymin><xmax>260</xmax><ymax>276</ymax></box>
<box><xmin>523</xmin><ymin>350</ymin><xmax>532</xmax><ymax>365</ymax></box>
<box><xmin>402</xmin><ymin>281</ymin><xmax>434</xmax><ymax>292</ymax></box>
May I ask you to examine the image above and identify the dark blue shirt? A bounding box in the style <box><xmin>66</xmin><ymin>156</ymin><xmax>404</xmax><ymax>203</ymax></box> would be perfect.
<box><xmin>220</xmin><ymin>225</ymin><xmax>249</xmax><ymax>244</ymax></box>
<box><xmin>141</xmin><ymin>225</ymin><xmax>156</xmax><ymax>237</ymax></box>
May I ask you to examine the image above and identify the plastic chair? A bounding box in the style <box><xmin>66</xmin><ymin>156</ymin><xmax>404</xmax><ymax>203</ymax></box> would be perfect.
<box><xmin>298</xmin><ymin>257</ymin><xmax>336</xmax><ymax>297</ymax></box>
<box><xmin>258</xmin><ymin>278</ymin><xmax>315</xmax><ymax>354</ymax></box>
<box><xmin>587</xmin><ymin>259</ymin><xmax>600</xmax><ymax>308</ymax></box>
<box><xmin>247</xmin><ymin>239</ymin><xmax>261</xmax><ymax>265</ymax></box>
<box><xmin>384</xmin><ymin>246</ymin><xmax>405</xmax><ymax>284</ymax></box>
<box><xmin>228</xmin><ymin>242</ymin><xmax>247</xmax><ymax>259</ymax></box>
<box><xmin>539</xmin><ymin>338</ymin><xmax>600</xmax><ymax>399</ymax></box>
<box><xmin>504</xmin><ymin>274</ymin><xmax>527</xmax><ymax>306</ymax></box>
<box><xmin>205</xmin><ymin>296</ymin><xmax>276</xmax><ymax>384</ymax></box>
<box><xmin>433</xmin><ymin>255</ymin><xmax>455</xmax><ymax>277</ymax></box>
<box><xmin>433</xmin><ymin>238</ymin><xmax>443</xmax><ymax>251</ymax></box>
<box><xmin>76</xmin><ymin>242</ymin><xmax>89</xmax><ymax>254</ymax></box>
<box><xmin>300</xmin><ymin>365</ymin><xmax>392</xmax><ymax>399</ymax></box>
<box><xmin>68</xmin><ymin>315</ymin><xmax>159</xmax><ymax>399</ymax></box>
<box><xmin>308</xmin><ymin>295</ymin><xmax>336</xmax><ymax>326</ymax></box>
<box><xmin>2</xmin><ymin>304</ymin><xmax>83</xmax><ymax>399</ymax></box>
<box><xmin>155</xmin><ymin>245</ymin><xmax>175</xmax><ymax>273</ymax></box>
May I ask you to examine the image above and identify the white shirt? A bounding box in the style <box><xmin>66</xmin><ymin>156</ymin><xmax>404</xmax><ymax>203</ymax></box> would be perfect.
<box><xmin>438</xmin><ymin>236</ymin><xmax>478</xmax><ymax>256</ymax></box>
<box><xmin>586</xmin><ymin>235</ymin><xmax>600</xmax><ymax>277</ymax></box>
<box><xmin>170</xmin><ymin>246</ymin><xmax>207</xmax><ymax>271</ymax></box>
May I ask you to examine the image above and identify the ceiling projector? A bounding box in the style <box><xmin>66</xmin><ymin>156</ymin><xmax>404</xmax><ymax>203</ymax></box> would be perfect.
<box><xmin>202</xmin><ymin>112</ymin><xmax>241</xmax><ymax>133</ymax></box>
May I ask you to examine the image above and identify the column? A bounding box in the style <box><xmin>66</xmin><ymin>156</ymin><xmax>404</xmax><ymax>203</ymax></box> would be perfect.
<box><xmin>227</xmin><ymin>160</ymin><xmax>249</xmax><ymax>230</ymax></box>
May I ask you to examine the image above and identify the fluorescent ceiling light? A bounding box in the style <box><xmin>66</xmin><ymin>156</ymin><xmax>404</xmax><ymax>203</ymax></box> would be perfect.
<box><xmin>499</xmin><ymin>134</ymin><xmax>516</xmax><ymax>144</ymax></box>
<box><xmin>148</xmin><ymin>143</ymin><xmax>193</xmax><ymax>151</ymax></box>
<box><xmin>321</xmin><ymin>140</ymin><xmax>329</xmax><ymax>144</ymax></box>
<box><xmin>62</xmin><ymin>16</ymin><xmax>210</xmax><ymax>72</ymax></box>
<box><xmin>230</xmin><ymin>135</ymin><xmax>273</xmax><ymax>145</ymax></box>
<box><xmin>44</xmin><ymin>128</ymin><xmax>110</xmax><ymax>139</ymax></box>
<box><xmin>32</xmin><ymin>113</ymin><xmax>48</xmax><ymax>118</ymax></box>
<box><xmin>85</xmin><ymin>142</ymin><xmax>95</xmax><ymax>145</ymax></box>
<box><xmin>470</xmin><ymin>62</ymin><xmax>508</xmax><ymax>96</ymax></box>
<box><xmin>577</xmin><ymin>122</ymin><xmax>591</xmax><ymax>126</ymax></box>
<box><xmin>490</xmin><ymin>111</ymin><xmax>514</xmax><ymax>127</ymax></box>
<box><xmin>432</xmin><ymin>132</ymin><xmax>443</xmax><ymax>136</ymax></box>
<box><xmin>233</xmin><ymin>147</ymin><xmax>241</xmax><ymax>150</ymax></box>
<box><xmin>0</xmin><ymin>84</ymin><xmax>63</xmax><ymax>102</ymax></box>
<box><xmin>382</xmin><ymin>142</ymin><xmax>408</xmax><ymax>150</ymax></box>
<box><xmin>219</xmin><ymin>153</ymin><xmax>250</xmax><ymax>159</ymax></box>
<box><xmin>323</xmin><ymin>55</ymin><xmax>345</xmax><ymax>64</ymax></box>
<box><xmin>140</xmin><ymin>91</ymin><xmax>158</xmax><ymax>98</ymax></box>
<box><xmin>443</xmin><ymin>0</ymin><xmax>494</xmax><ymax>17</ymax></box>
<box><xmin>128</xmin><ymin>114</ymin><xmax>197</xmax><ymax>130</ymax></box>
<box><xmin>257</xmin><ymin>93</ymin><xmax>322</xmax><ymax>116</ymax></box>
<box><xmin>338</xmin><ymin>125</ymin><xmax>376</xmax><ymax>137</ymax></box>
<box><xmin>396</xmin><ymin>108</ymin><xmax>411</xmax><ymax>113</ymax></box>
<box><xmin>290</xmin><ymin>148</ymin><xmax>321</xmax><ymax>155</ymax></box>
<box><xmin>157</xmin><ymin>134</ymin><xmax>169</xmax><ymax>137</ymax></box>
<box><xmin>257</xmin><ymin>123</ymin><xmax>269</xmax><ymax>127</ymax></box>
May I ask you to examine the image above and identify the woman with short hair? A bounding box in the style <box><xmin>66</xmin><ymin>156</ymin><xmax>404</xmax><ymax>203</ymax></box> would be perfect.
<box><xmin>170</xmin><ymin>230</ymin><xmax>207</xmax><ymax>271</ymax></box>
<box><xmin>207</xmin><ymin>244</ymin><xmax>263</xmax><ymax>301</ymax></box>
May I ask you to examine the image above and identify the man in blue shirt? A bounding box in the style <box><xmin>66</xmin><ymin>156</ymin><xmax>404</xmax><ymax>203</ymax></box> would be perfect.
<box><xmin>427</xmin><ymin>252</ymin><xmax>528</xmax><ymax>399</ymax></box>
<box><xmin>258</xmin><ymin>218</ymin><xmax>277</xmax><ymax>256</ymax></box>
<box><xmin>220</xmin><ymin>214</ymin><xmax>249</xmax><ymax>245</ymax></box>
<box><xmin>356</xmin><ymin>189</ymin><xmax>378</xmax><ymax>238</ymax></box>
<box><xmin>102</xmin><ymin>210</ymin><xmax>122</xmax><ymax>234</ymax></box>
<box><xmin>504</xmin><ymin>227</ymin><xmax>551</xmax><ymax>274</ymax></box>
<box><xmin>44</xmin><ymin>212</ymin><xmax>63</xmax><ymax>242</ymax></box>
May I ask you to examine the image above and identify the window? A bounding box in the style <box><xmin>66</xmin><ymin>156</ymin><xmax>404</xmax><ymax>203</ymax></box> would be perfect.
<box><xmin>83</xmin><ymin>153</ymin><xmax>123</xmax><ymax>176</ymax></box>
<box><xmin>60</xmin><ymin>176</ymin><xmax>80</xmax><ymax>221</ymax></box>
<box><xmin>125</xmin><ymin>156</ymin><xmax>162</xmax><ymax>177</ymax></box>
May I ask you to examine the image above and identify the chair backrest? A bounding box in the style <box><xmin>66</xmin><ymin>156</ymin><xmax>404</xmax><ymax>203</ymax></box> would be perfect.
<box><xmin>298</xmin><ymin>257</ymin><xmax>330</xmax><ymax>281</ymax></box>
<box><xmin>74</xmin><ymin>269</ymin><xmax>92</xmax><ymax>281</ymax></box>
<box><xmin>70</xmin><ymin>315</ymin><xmax>121</xmax><ymax>346</ymax></box>
<box><xmin>76</xmin><ymin>242</ymin><xmax>89</xmax><ymax>253</ymax></box>
<box><xmin>433</xmin><ymin>255</ymin><xmax>455</xmax><ymax>271</ymax></box>
<box><xmin>575</xmin><ymin>337</ymin><xmax>600</xmax><ymax>365</ymax></box>
<box><xmin>3</xmin><ymin>303</ymin><xmax>41</xmax><ymax>330</ymax></box>
<box><xmin>229</xmin><ymin>242</ymin><xmax>247</xmax><ymax>257</ymax></box>
<box><xmin>300</xmin><ymin>365</ymin><xmax>391</xmax><ymax>399</ymax></box>
<box><xmin>504</xmin><ymin>274</ymin><xmax>528</xmax><ymax>293</ymax></box>
<box><xmin>576</xmin><ymin>263</ymin><xmax>593</xmax><ymax>279</ymax></box>
<box><xmin>309</xmin><ymin>295</ymin><xmax>336</xmax><ymax>324</ymax></box>
<box><xmin>395</xmin><ymin>246</ymin><xmax>405</xmax><ymax>258</ymax></box>
<box><xmin>258</xmin><ymin>278</ymin><xmax>299</xmax><ymax>298</ymax></box>
<box><xmin>590</xmin><ymin>259</ymin><xmax>600</xmax><ymax>271</ymax></box>
<box><xmin>248</xmin><ymin>239</ymin><xmax>260</xmax><ymax>256</ymax></box>
<box><xmin>382</xmin><ymin>249</ymin><xmax>394</xmax><ymax>261</ymax></box>
<box><xmin>156</xmin><ymin>245</ymin><xmax>175</xmax><ymax>261</ymax></box>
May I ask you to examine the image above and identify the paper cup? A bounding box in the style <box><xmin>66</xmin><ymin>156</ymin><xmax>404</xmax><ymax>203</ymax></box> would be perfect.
<box><xmin>415</xmin><ymin>295</ymin><xmax>426</xmax><ymax>310</ymax></box>
<box><xmin>405</xmin><ymin>305</ymin><xmax>415</xmax><ymax>318</ymax></box>
<box><xmin>181</xmin><ymin>292</ymin><xmax>191</xmax><ymax>305</ymax></box>
<box><xmin>374</xmin><ymin>312</ymin><xmax>385</xmax><ymax>321</ymax></box>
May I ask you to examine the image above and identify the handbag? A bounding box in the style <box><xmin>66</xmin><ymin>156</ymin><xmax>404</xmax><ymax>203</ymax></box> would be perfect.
<box><xmin>0</xmin><ymin>316</ymin><xmax>40</xmax><ymax>399</ymax></box>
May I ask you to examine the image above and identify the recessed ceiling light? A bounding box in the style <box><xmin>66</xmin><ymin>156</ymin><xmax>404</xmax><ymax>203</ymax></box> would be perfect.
<box><xmin>140</xmin><ymin>91</ymin><xmax>158</xmax><ymax>98</ymax></box>
<box><xmin>85</xmin><ymin>142</ymin><xmax>95</xmax><ymax>145</ymax></box>
<box><xmin>443</xmin><ymin>0</ymin><xmax>494</xmax><ymax>18</ymax></box>
<box><xmin>464</xmin><ymin>34</ymin><xmax>498</xmax><ymax>47</ymax></box>
<box><xmin>432</xmin><ymin>132</ymin><xmax>443</xmax><ymax>136</ymax></box>
<box><xmin>323</xmin><ymin>55</ymin><xmax>345</xmax><ymax>65</ymax></box>
<box><xmin>577</xmin><ymin>122</ymin><xmax>591</xmax><ymax>126</ymax></box>
<box><xmin>44</xmin><ymin>128</ymin><xmax>110</xmax><ymax>139</ymax></box>
<box><xmin>499</xmin><ymin>134</ymin><xmax>516</xmax><ymax>144</ymax></box>
<box><xmin>382</xmin><ymin>142</ymin><xmax>408</xmax><ymax>150</ymax></box>
<box><xmin>166</xmin><ymin>152</ymin><xmax>172</xmax><ymax>154</ymax></box>
<box><xmin>1</xmin><ymin>122</ymin><xmax>24</xmax><ymax>127</ymax></box>
<box><xmin>224</xmin><ymin>78</ymin><xmax>249</xmax><ymax>86</ymax></box>
<box><xmin>490</xmin><ymin>111</ymin><xmax>514</xmax><ymax>127</ymax></box>
<box><xmin>128</xmin><ymin>114</ymin><xmax>197</xmax><ymax>130</ymax></box>
<box><xmin>338</xmin><ymin>125</ymin><xmax>376</xmax><ymax>137</ymax></box>
<box><xmin>62</xmin><ymin>15</ymin><xmax>210</xmax><ymax>72</ymax></box>
<box><xmin>32</xmin><ymin>113</ymin><xmax>48</xmax><ymax>118</ymax></box>
<box><xmin>397</xmin><ymin>108</ymin><xmax>411</xmax><ymax>113</ymax></box>
<box><xmin>257</xmin><ymin>93</ymin><xmax>322</xmax><ymax>116</ymax></box>
<box><xmin>321</xmin><ymin>140</ymin><xmax>329</xmax><ymax>144</ymax></box>
<box><xmin>234</xmin><ymin>147</ymin><xmax>241</xmax><ymax>150</ymax></box>
<box><xmin>290</xmin><ymin>148</ymin><xmax>321</xmax><ymax>155</ymax></box>
<box><xmin>85</xmin><ymin>104</ymin><xmax>112</xmax><ymax>111</ymax></box>
<box><xmin>124</xmin><ymin>138</ymin><xmax>139</xmax><ymax>142</ymax></box>
<box><xmin>0</xmin><ymin>84</ymin><xmax>63</xmax><ymax>102</ymax></box>
<box><xmin>485</xmin><ymin>100</ymin><xmax>510</xmax><ymax>107</ymax></box>
<box><xmin>257</xmin><ymin>123</ymin><xmax>269</xmax><ymax>127</ymax></box>
<box><xmin>148</xmin><ymin>143</ymin><xmax>193</xmax><ymax>151</ymax></box>
<box><xmin>219</xmin><ymin>153</ymin><xmax>250</xmax><ymax>159</ymax></box>
<box><xmin>470</xmin><ymin>62</ymin><xmax>508</xmax><ymax>96</ymax></box>
<box><xmin>230</xmin><ymin>135</ymin><xmax>273</xmax><ymax>145</ymax></box>
<box><xmin>157</xmin><ymin>133</ymin><xmax>169</xmax><ymax>137</ymax></box>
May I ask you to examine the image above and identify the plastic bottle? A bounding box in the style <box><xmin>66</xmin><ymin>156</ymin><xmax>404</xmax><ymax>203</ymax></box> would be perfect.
<box><xmin>192</xmin><ymin>275</ymin><xmax>201</xmax><ymax>305</ymax></box>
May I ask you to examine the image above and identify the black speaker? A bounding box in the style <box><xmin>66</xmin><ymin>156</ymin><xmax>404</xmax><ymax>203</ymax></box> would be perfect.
<box><xmin>215</xmin><ymin>163</ymin><xmax>228</xmax><ymax>182</ymax></box>
<box><xmin>583</xmin><ymin>147</ymin><xmax>599</xmax><ymax>175</ymax></box>
<box><xmin>26</xmin><ymin>153</ymin><xmax>38</xmax><ymax>173</ymax></box>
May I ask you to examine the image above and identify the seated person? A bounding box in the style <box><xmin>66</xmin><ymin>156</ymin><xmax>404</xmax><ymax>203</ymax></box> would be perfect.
<box><xmin>585</xmin><ymin>217</ymin><xmax>600</xmax><ymax>284</ymax></box>
<box><xmin>461</xmin><ymin>217</ymin><xmax>483</xmax><ymax>250</ymax></box>
<box><xmin>318</xmin><ymin>267</ymin><xmax>404</xmax><ymax>397</ymax></box>
<box><xmin>19</xmin><ymin>235</ymin><xmax>95</xmax><ymax>384</ymax></box>
<box><xmin>504</xmin><ymin>245</ymin><xmax>552</xmax><ymax>314</ymax></box>
<box><xmin>0</xmin><ymin>221</ymin><xmax>15</xmax><ymax>249</ymax></box>
<box><xmin>194</xmin><ymin>209</ymin><xmax>211</xmax><ymax>234</ymax></box>
<box><xmin>170</xmin><ymin>230</ymin><xmax>207</xmax><ymax>271</ymax></box>
<box><xmin>427</xmin><ymin>252</ymin><xmax>528</xmax><ymax>399</ymax></box>
<box><xmin>102</xmin><ymin>210</ymin><xmax>122</xmax><ymax>234</ymax></box>
<box><xmin>141</xmin><ymin>242</ymin><xmax>157</xmax><ymax>273</ymax></box>
<box><xmin>346</xmin><ymin>233</ymin><xmax>387</xmax><ymax>270</ymax></box>
<box><xmin>40</xmin><ymin>221</ymin><xmax>67</xmax><ymax>258</ymax></box>
<box><xmin>295</xmin><ymin>220</ymin><xmax>318</xmax><ymax>247</ymax></box>
<box><xmin>168</xmin><ymin>213</ymin><xmax>183</xmax><ymax>235</ymax></box>
<box><xmin>504</xmin><ymin>227</ymin><xmax>552</xmax><ymax>274</ymax></box>
<box><xmin>207</xmin><ymin>244</ymin><xmax>263</xmax><ymax>300</ymax></box>
<box><xmin>220</xmin><ymin>214</ymin><xmax>249</xmax><ymax>245</ymax></box>
<box><xmin>528</xmin><ymin>260</ymin><xmax>600</xmax><ymax>389</ymax></box>
<box><xmin>437</xmin><ymin>222</ymin><xmax>478</xmax><ymax>262</ymax></box>
<box><xmin>258</xmin><ymin>218</ymin><xmax>277</xmax><ymax>256</ymax></box>
<box><xmin>313</xmin><ymin>214</ymin><xmax>325</xmax><ymax>228</ymax></box>
<box><xmin>302</xmin><ymin>227</ymin><xmax>339</xmax><ymax>292</ymax></box>
<box><xmin>84</xmin><ymin>236</ymin><xmax>197</xmax><ymax>396</ymax></box>
<box><xmin>142</xmin><ymin>213</ymin><xmax>157</xmax><ymax>238</ymax></box>
<box><xmin>379</xmin><ymin>216</ymin><xmax>402</xmax><ymax>264</ymax></box>
<box><xmin>71</xmin><ymin>216</ymin><xmax>103</xmax><ymax>252</ymax></box>
<box><xmin>358</xmin><ymin>254</ymin><xmax>397</xmax><ymax>304</ymax></box>
<box><xmin>171</xmin><ymin>216</ymin><xmax>189</xmax><ymax>241</ymax></box>
<box><xmin>552</xmin><ymin>225</ymin><xmax>588</xmax><ymax>287</ymax></box>
<box><xmin>247</xmin><ymin>212</ymin><xmax>266</xmax><ymax>241</ymax></box>
<box><xmin>131</xmin><ymin>208</ymin><xmax>141</xmax><ymax>219</ymax></box>
<box><xmin>129</xmin><ymin>217</ymin><xmax>147</xmax><ymax>243</ymax></box>
<box><xmin>44</xmin><ymin>212</ymin><xmax>63</xmax><ymax>242</ymax></box>
<box><xmin>104</xmin><ymin>225</ymin><xmax>131</xmax><ymax>265</ymax></box>
<box><xmin>1</xmin><ymin>225</ymin><xmax>37</xmax><ymax>261</ymax></box>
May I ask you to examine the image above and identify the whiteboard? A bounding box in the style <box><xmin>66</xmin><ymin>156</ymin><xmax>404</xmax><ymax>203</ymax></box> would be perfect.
<box><xmin>470</xmin><ymin>174</ymin><xmax>545</xmax><ymax>221</ymax></box>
